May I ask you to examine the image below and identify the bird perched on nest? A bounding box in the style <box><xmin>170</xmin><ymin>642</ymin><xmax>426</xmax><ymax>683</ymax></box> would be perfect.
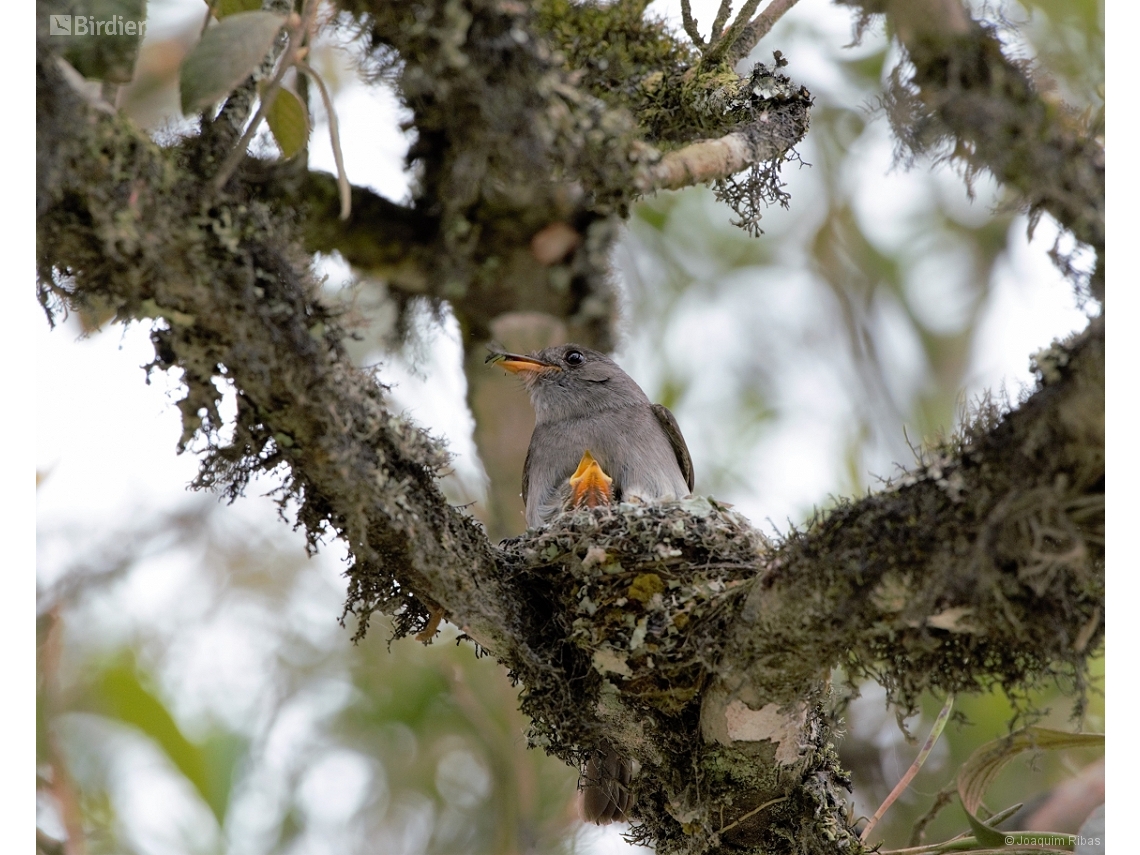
<box><xmin>488</xmin><ymin>343</ymin><xmax>695</xmax><ymax>824</ymax></box>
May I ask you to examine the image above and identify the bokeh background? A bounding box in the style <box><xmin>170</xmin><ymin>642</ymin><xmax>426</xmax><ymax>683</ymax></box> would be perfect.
<box><xmin>37</xmin><ymin>1</ymin><xmax>1104</xmax><ymax>853</ymax></box>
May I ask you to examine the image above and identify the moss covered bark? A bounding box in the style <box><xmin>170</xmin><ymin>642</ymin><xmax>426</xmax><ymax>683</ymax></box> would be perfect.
<box><xmin>840</xmin><ymin>0</ymin><xmax>1104</xmax><ymax>299</ymax></box>
<box><xmin>36</xmin><ymin>0</ymin><xmax>1103</xmax><ymax>851</ymax></box>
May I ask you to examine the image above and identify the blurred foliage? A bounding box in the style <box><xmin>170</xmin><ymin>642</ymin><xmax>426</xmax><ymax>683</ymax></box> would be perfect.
<box><xmin>37</xmin><ymin>502</ymin><xmax>583</xmax><ymax>854</ymax></box>
<box><xmin>39</xmin><ymin>0</ymin><xmax>1102</xmax><ymax>853</ymax></box>
<box><xmin>831</xmin><ymin>663</ymin><xmax>1104</xmax><ymax>848</ymax></box>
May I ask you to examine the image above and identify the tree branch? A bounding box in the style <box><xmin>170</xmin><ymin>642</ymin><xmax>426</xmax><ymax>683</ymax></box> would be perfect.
<box><xmin>681</xmin><ymin>0</ymin><xmax>708</xmax><ymax>47</ymax></box>
<box><xmin>38</xmin><ymin>42</ymin><xmax>1102</xmax><ymax>845</ymax></box>
<box><xmin>841</xmin><ymin>0</ymin><xmax>1105</xmax><ymax>298</ymax></box>
<box><xmin>728</xmin><ymin>0</ymin><xmax>802</xmax><ymax>65</ymax></box>
<box><xmin>37</xmin><ymin>0</ymin><xmax>1103</xmax><ymax>849</ymax></box>
<box><xmin>36</xmin><ymin>45</ymin><xmax>511</xmax><ymax>653</ymax></box>
<box><xmin>717</xmin><ymin>319</ymin><xmax>1103</xmax><ymax>715</ymax></box>
<box><xmin>256</xmin><ymin>166</ymin><xmax>437</xmax><ymax>289</ymax></box>
<box><xmin>637</xmin><ymin>65</ymin><xmax>811</xmax><ymax>193</ymax></box>
<box><xmin>702</xmin><ymin>0</ymin><xmax>764</xmax><ymax>65</ymax></box>
<box><xmin>492</xmin><ymin>323</ymin><xmax>1101</xmax><ymax>852</ymax></box>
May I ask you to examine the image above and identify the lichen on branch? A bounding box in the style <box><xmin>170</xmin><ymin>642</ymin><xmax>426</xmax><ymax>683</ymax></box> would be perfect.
<box><xmin>841</xmin><ymin>0</ymin><xmax>1105</xmax><ymax>298</ymax></box>
<box><xmin>485</xmin><ymin>323</ymin><xmax>1102</xmax><ymax>853</ymax></box>
<box><xmin>35</xmin><ymin>0</ymin><xmax>1104</xmax><ymax>850</ymax></box>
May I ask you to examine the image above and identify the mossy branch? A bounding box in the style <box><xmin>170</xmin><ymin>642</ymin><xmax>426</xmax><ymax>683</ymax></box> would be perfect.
<box><xmin>723</xmin><ymin>320</ymin><xmax>1104</xmax><ymax>714</ymax></box>
<box><xmin>38</xmin><ymin>40</ymin><xmax>1101</xmax><ymax>847</ymax></box>
<box><xmin>728</xmin><ymin>0</ymin><xmax>803</xmax><ymax>64</ymax></box>
<box><xmin>252</xmin><ymin>166</ymin><xmax>438</xmax><ymax>290</ymax></box>
<box><xmin>636</xmin><ymin>64</ymin><xmax>811</xmax><ymax>193</ymax></box>
<box><xmin>37</xmin><ymin>0</ymin><xmax>1103</xmax><ymax>849</ymax></box>
<box><xmin>638</xmin><ymin>108</ymin><xmax>806</xmax><ymax>193</ymax></box>
<box><xmin>36</xmin><ymin>44</ymin><xmax>514</xmax><ymax>655</ymax></box>
<box><xmin>490</xmin><ymin>324</ymin><xmax>1101</xmax><ymax>853</ymax></box>
<box><xmin>840</xmin><ymin>0</ymin><xmax>1105</xmax><ymax>298</ymax></box>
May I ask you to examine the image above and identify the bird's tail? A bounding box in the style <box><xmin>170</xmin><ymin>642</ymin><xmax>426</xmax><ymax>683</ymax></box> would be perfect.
<box><xmin>578</xmin><ymin>742</ymin><xmax>633</xmax><ymax>825</ymax></box>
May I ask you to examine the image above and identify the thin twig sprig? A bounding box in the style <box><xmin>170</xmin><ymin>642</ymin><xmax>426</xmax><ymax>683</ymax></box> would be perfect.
<box><xmin>861</xmin><ymin>696</ymin><xmax>956</xmax><ymax>844</ymax></box>
<box><xmin>679</xmin><ymin>0</ymin><xmax>800</xmax><ymax>65</ymax></box>
<box><xmin>295</xmin><ymin>60</ymin><xmax>350</xmax><ymax>220</ymax></box>
<box><xmin>210</xmin><ymin>0</ymin><xmax>353</xmax><ymax>219</ymax></box>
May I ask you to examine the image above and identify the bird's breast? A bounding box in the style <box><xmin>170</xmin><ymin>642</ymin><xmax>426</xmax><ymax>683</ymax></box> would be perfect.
<box><xmin>525</xmin><ymin>407</ymin><xmax>689</xmax><ymax>528</ymax></box>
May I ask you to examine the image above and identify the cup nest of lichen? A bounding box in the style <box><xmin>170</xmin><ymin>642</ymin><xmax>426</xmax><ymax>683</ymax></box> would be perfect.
<box><xmin>496</xmin><ymin>498</ymin><xmax>769</xmax><ymax>766</ymax></box>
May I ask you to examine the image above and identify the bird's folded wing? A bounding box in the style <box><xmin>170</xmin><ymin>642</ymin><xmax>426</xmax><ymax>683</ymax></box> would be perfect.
<box><xmin>651</xmin><ymin>403</ymin><xmax>695</xmax><ymax>492</ymax></box>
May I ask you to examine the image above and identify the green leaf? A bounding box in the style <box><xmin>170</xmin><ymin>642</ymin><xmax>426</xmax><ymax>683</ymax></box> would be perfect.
<box><xmin>75</xmin><ymin>663</ymin><xmax>241</xmax><ymax>824</ymax></box>
<box><xmin>215</xmin><ymin>0</ymin><xmax>263</xmax><ymax>16</ymax></box>
<box><xmin>56</xmin><ymin>0</ymin><xmax>148</xmax><ymax>84</ymax></box>
<box><xmin>958</xmin><ymin>727</ymin><xmax>1104</xmax><ymax>847</ymax></box>
<box><xmin>265</xmin><ymin>87</ymin><xmax>310</xmax><ymax>159</ymax></box>
<box><xmin>180</xmin><ymin>11</ymin><xmax>286</xmax><ymax>114</ymax></box>
<box><xmin>199</xmin><ymin>730</ymin><xmax>250</xmax><ymax>821</ymax></box>
<box><xmin>635</xmin><ymin>203</ymin><xmax>669</xmax><ymax>231</ymax></box>
<box><xmin>94</xmin><ymin>666</ymin><xmax>209</xmax><ymax>795</ymax></box>
<box><xmin>964</xmin><ymin>804</ymin><xmax>1012</xmax><ymax>848</ymax></box>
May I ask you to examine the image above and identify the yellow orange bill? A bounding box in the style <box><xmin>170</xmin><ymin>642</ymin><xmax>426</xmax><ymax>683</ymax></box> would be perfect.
<box><xmin>486</xmin><ymin>352</ymin><xmax>556</xmax><ymax>375</ymax></box>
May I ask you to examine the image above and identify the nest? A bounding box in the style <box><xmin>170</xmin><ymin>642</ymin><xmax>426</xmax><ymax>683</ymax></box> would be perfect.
<box><xmin>497</xmin><ymin>497</ymin><xmax>768</xmax><ymax>764</ymax></box>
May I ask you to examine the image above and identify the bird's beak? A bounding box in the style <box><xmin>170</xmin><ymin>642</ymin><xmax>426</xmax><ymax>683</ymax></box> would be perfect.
<box><xmin>486</xmin><ymin>352</ymin><xmax>558</xmax><ymax>376</ymax></box>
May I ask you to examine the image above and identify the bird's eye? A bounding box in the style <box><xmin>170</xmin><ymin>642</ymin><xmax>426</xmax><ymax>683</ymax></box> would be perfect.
<box><xmin>565</xmin><ymin>350</ymin><xmax>585</xmax><ymax>366</ymax></box>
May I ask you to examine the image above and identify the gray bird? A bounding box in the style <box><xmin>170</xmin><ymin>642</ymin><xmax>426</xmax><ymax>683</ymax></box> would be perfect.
<box><xmin>488</xmin><ymin>344</ymin><xmax>694</xmax><ymax>529</ymax></box>
<box><xmin>488</xmin><ymin>343</ymin><xmax>695</xmax><ymax>824</ymax></box>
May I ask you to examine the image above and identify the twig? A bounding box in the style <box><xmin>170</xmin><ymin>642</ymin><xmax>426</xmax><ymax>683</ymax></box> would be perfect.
<box><xmin>210</xmin><ymin>78</ymin><xmax>287</xmax><ymax>190</ymax></box>
<box><xmin>881</xmin><ymin>835</ymin><xmax>983</xmax><ymax>855</ymax></box>
<box><xmin>728</xmin><ymin>0</ymin><xmax>802</xmax><ymax>64</ymax></box>
<box><xmin>639</xmin><ymin>133</ymin><xmax>751</xmax><ymax>191</ymax></box>
<box><xmin>680</xmin><ymin>0</ymin><xmax>706</xmax><ymax>46</ymax></box>
<box><xmin>705</xmin><ymin>0</ymin><xmax>764</xmax><ymax>64</ymax></box>
<box><xmin>711</xmin><ymin>0</ymin><xmax>735</xmax><ymax>39</ymax></box>
<box><xmin>415</xmin><ymin>601</ymin><xmax>445</xmax><ymax>643</ymax></box>
<box><xmin>296</xmin><ymin>61</ymin><xmax>352</xmax><ymax>220</ymax></box>
<box><xmin>717</xmin><ymin>795</ymin><xmax>788</xmax><ymax>836</ymax></box>
<box><xmin>861</xmin><ymin>695</ymin><xmax>955</xmax><ymax>843</ymax></box>
<box><xmin>211</xmin><ymin>1</ymin><xmax>322</xmax><ymax>192</ymax></box>
<box><xmin>637</xmin><ymin>90</ymin><xmax>809</xmax><ymax>195</ymax></box>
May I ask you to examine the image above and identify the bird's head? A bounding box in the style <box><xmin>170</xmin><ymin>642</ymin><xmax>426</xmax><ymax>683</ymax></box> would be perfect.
<box><xmin>487</xmin><ymin>344</ymin><xmax>649</xmax><ymax>422</ymax></box>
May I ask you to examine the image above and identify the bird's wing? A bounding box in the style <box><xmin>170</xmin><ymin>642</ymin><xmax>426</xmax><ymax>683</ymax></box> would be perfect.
<box><xmin>651</xmin><ymin>403</ymin><xmax>695</xmax><ymax>492</ymax></box>
<box><xmin>521</xmin><ymin>441</ymin><xmax>533</xmax><ymax>506</ymax></box>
